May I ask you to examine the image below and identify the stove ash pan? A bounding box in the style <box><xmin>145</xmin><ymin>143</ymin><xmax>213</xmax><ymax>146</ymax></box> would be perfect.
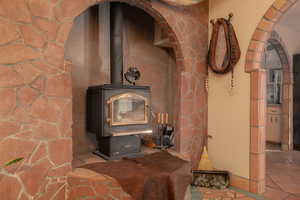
<box><xmin>86</xmin><ymin>84</ymin><xmax>151</xmax><ymax>139</ymax></box>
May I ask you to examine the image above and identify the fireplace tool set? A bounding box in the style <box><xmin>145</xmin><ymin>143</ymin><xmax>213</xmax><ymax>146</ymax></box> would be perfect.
<box><xmin>154</xmin><ymin>112</ymin><xmax>175</xmax><ymax>149</ymax></box>
<box><xmin>143</xmin><ymin>111</ymin><xmax>175</xmax><ymax>149</ymax></box>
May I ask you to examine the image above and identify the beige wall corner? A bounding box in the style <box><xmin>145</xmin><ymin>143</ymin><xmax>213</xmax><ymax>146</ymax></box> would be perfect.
<box><xmin>208</xmin><ymin>0</ymin><xmax>275</xmax><ymax>179</ymax></box>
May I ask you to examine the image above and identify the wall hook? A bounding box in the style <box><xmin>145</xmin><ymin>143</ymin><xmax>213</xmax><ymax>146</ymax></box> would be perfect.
<box><xmin>228</xmin><ymin>13</ymin><xmax>234</xmax><ymax>22</ymax></box>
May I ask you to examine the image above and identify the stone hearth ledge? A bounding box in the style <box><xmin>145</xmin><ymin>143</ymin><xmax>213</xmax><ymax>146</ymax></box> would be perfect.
<box><xmin>68</xmin><ymin>149</ymin><xmax>192</xmax><ymax>200</ymax></box>
<box><xmin>67</xmin><ymin>168</ymin><xmax>133</xmax><ymax>200</ymax></box>
<box><xmin>73</xmin><ymin>147</ymin><xmax>191</xmax><ymax>168</ymax></box>
<box><xmin>67</xmin><ymin>168</ymin><xmax>192</xmax><ymax>200</ymax></box>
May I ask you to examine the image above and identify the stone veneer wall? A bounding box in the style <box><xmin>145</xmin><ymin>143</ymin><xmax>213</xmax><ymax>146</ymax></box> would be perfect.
<box><xmin>0</xmin><ymin>0</ymin><xmax>208</xmax><ymax>199</ymax></box>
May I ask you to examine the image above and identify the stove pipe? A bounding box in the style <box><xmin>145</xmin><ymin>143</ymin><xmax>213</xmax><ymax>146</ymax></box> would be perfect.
<box><xmin>110</xmin><ymin>3</ymin><xmax>124</xmax><ymax>85</ymax></box>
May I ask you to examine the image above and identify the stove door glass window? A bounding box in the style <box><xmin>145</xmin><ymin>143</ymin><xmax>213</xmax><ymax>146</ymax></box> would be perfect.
<box><xmin>107</xmin><ymin>93</ymin><xmax>148</xmax><ymax>126</ymax></box>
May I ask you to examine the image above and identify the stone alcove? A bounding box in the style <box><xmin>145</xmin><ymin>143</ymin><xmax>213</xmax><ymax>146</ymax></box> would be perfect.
<box><xmin>65</xmin><ymin>2</ymin><xmax>179</xmax><ymax>158</ymax></box>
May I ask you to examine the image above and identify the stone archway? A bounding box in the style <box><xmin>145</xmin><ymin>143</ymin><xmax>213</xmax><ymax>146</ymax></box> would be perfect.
<box><xmin>61</xmin><ymin>0</ymin><xmax>208</xmax><ymax>163</ymax></box>
<box><xmin>245</xmin><ymin>0</ymin><xmax>298</xmax><ymax>194</ymax></box>
<box><xmin>57</xmin><ymin>0</ymin><xmax>209</xmax><ymax>162</ymax></box>
<box><xmin>0</xmin><ymin>0</ymin><xmax>208</xmax><ymax>199</ymax></box>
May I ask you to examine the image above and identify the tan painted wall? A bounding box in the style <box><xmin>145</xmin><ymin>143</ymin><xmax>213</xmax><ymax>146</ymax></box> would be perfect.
<box><xmin>208</xmin><ymin>0</ymin><xmax>275</xmax><ymax>178</ymax></box>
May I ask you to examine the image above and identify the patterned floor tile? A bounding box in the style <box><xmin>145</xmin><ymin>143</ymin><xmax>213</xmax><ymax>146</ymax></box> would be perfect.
<box><xmin>264</xmin><ymin>151</ymin><xmax>300</xmax><ymax>200</ymax></box>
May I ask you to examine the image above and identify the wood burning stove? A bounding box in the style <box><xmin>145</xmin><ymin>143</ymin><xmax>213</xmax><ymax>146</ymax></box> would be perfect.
<box><xmin>86</xmin><ymin>85</ymin><xmax>151</xmax><ymax>159</ymax></box>
<box><xmin>86</xmin><ymin>3</ymin><xmax>152</xmax><ymax>160</ymax></box>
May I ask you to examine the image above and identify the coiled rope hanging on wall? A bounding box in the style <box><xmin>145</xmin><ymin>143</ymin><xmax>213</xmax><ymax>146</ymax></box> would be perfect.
<box><xmin>208</xmin><ymin>14</ymin><xmax>241</xmax><ymax>74</ymax></box>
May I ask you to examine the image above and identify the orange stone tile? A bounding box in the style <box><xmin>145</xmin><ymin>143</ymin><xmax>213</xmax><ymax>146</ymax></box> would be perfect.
<box><xmin>0</xmin><ymin>44</ymin><xmax>41</xmax><ymax>64</ymax></box>
<box><xmin>33</xmin><ymin>18</ymin><xmax>59</xmax><ymax>41</ymax></box>
<box><xmin>250</xmin><ymin>153</ymin><xmax>265</xmax><ymax>181</ymax></box>
<box><xmin>257</xmin><ymin>18</ymin><xmax>275</xmax><ymax>32</ymax></box>
<box><xmin>44</xmin><ymin>43</ymin><xmax>65</xmax><ymax>67</ymax></box>
<box><xmin>0</xmin><ymin>65</ymin><xmax>24</xmax><ymax>87</ymax></box>
<box><xmin>45</xmin><ymin>73</ymin><xmax>72</xmax><ymax>97</ymax></box>
<box><xmin>28</xmin><ymin>0</ymin><xmax>53</xmax><ymax>19</ymax></box>
<box><xmin>236</xmin><ymin>197</ymin><xmax>256</xmax><ymax>200</ymax></box>
<box><xmin>57</xmin><ymin>22</ymin><xmax>74</xmax><ymax>44</ymax></box>
<box><xmin>250</xmin><ymin>99</ymin><xmax>266</xmax><ymax>127</ymax></box>
<box><xmin>20</xmin><ymin>158</ymin><xmax>53</xmax><ymax>196</ymax></box>
<box><xmin>34</xmin><ymin>121</ymin><xmax>60</xmax><ymax>140</ymax></box>
<box><xmin>286</xmin><ymin>196</ymin><xmax>300</xmax><ymax>200</ymax></box>
<box><xmin>68</xmin><ymin>186</ymin><xmax>95</xmax><ymax>199</ymax></box>
<box><xmin>246</xmin><ymin>51</ymin><xmax>263</xmax><ymax>63</ymax></box>
<box><xmin>250</xmin><ymin>126</ymin><xmax>265</xmax><ymax>154</ymax></box>
<box><xmin>273</xmin><ymin>0</ymin><xmax>289</xmax><ymax>10</ymax></box>
<box><xmin>250</xmin><ymin>179</ymin><xmax>265</xmax><ymax>194</ymax></box>
<box><xmin>0</xmin><ymin>176</ymin><xmax>22</xmax><ymax>200</ymax></box>
<box><xmin>248</xmin><ymin>41</ymin><xmax>265</xmax><ymax>52</ymax></box>
<box><xmin>263</xmin><ymin>187</ymin><xmax>289</xmax><ymax>200</ymax></box>
<box><xmin>245</xmin><ymin>61</ymin><xmax>262</xmax><ymax>72</ymax></box>
<box><xmin>252</xmin><ymin>29</ymin><xmax>270</xmax><ymax>42</ymax></box>
<box><xmin>251</xmin><ymin>70</ymin><xmax>266</xmax><ymax>100</ymax></box>
<box><xmin>265</xmin><ymin>7</ymin><xmax>282</xmax><ymax>22</ymax></box>
<box><xmin>18</xmin><ymin>86</ymin><xmax>39</xmax><ymax>106</ymax></box>
<box><xmin>20</xmin><ymin>24</ymin><xmax>46</xmax><ymax>48</ymax></box>
<box><xmin>0</xmin><ymin>88</ymin><xmax>17</xmax><ymax>116</ymax></box>
<box><xmin>0</xmin><ymin>121</ymin><xmax>20</xmax><ymax>140</ymax></box>
<box><xmin>0</xmin><ymin>0</ymin><xmax>32</xmax><ymax>23</ymax></box>
<box><xmin>14</xmin><ymin>62</ymin><xmax>41</xmax><ymax>84</ymax></box>
<box><xmin>30</xmin><ymin>96</ymin><xmax>61</xmax><ymax>122</ymax></box>
<box><xmin>48</xmin><ymin>139</ymin><xmax>72</xmax><ymax>166</ymax></box>
<box><xmin>0</xmin><ymin>18</ymin><xmax>19</xmax><ymax>45</ymax></box>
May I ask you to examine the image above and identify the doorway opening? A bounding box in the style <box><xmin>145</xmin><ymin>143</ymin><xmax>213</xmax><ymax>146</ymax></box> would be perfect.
<box><xmin>263</xmin><ymin>32</ymin><xmax>291</xmax><ymax>152</ymax></box>
<box><xmin>263</xmin><ymin>2</ymin><xmax>300</xmax><ymax>198</ymax></box>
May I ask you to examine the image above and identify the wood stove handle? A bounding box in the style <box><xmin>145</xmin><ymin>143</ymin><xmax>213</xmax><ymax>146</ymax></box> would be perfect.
<box><xmin>110</xmin><ymin>129</ymin><xmax>153</xmax><ymax>137</ymax></box>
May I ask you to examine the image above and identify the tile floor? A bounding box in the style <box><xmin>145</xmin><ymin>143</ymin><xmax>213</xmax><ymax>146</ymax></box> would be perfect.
<box><xmin>196</xmin><ymin>151</ymin><xmax>300</xmax><ymax>200</ymax></box>
<box><xmin>264</xmin><ymin>151</ymin><xmax>300</xmax><ymax>200</ymax></box>
<box><xmin>198</xmin><ymin>187</ymin><xmax>259</xmax><ymax>200</ymax></box>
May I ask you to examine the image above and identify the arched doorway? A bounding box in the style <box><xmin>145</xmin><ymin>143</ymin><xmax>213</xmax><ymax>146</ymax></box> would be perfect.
<box><xmin>245</xmin><ymin>0</ymin><xmax>299</xmax><ymax>194</ymax></box>
<box><xmin>60</xmin><ymin>0</ymin><xmax>209</xmax><ymax>168</ymax></box>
